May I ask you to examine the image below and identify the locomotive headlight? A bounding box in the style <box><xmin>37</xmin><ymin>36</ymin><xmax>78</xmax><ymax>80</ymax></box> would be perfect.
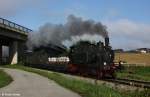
<box><xmin>104</xmin><ymin>62</ymin><xmax>107</xmax><ymax>65</ymax></box>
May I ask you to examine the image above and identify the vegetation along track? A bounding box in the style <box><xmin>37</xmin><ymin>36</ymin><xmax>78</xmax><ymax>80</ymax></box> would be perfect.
<box><xmin>14</xmin><ymin>64</ymin><xmax>150</xmax><ymax>89</ymax></box>
<box><xmin>105</xmin><ymin>78</ymin><xmax>150</xmax><ymax>89</ymax></box>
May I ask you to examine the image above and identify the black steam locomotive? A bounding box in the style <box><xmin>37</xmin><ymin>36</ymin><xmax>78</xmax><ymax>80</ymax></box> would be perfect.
<box><xmin>24</xmin><ymin>37</ymin><xmax>116</xmax><ymax>79</ymax></box>
<box><xmin>68</xmin><ymin>37</ymin><xmax>116</xmax><ymax>78</ymax></box>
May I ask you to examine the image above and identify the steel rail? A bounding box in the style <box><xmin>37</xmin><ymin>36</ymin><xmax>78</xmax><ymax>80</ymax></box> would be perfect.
<box><xmin>105</xmin><ymin>78</ymin><xmax>150</xmax><ymax>89</ymax></box>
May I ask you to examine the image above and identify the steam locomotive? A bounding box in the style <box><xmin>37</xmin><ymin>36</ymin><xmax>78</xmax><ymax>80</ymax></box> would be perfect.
<box><xmin>24</xmin><ymin>37</ymin><xmax>116</xmax><ymax>79</ymax></box>
<box><xmin>67</xmin><ymin>37</ymin><xmax>116</xmax><ymax>78</ymax></box>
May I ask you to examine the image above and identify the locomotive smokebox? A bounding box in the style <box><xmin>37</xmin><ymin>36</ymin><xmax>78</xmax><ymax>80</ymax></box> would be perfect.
<box><xmin>105</xmin><ymin>37</ymin><xmax>109</xmax><ymax>46</ymax></box>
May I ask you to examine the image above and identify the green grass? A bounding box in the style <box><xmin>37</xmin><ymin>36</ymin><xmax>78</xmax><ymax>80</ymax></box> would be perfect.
<box><xmin>117</xmin><ymin>66</ymin><xmax>150</xmax><ymax>81</ymax></box>
<box><xmin>3</xmin><ymin>64</ymin><xmax>150</xmax><ymax>97</ymax></box>
<box><xmin>0</xmin><ymin>69</ymin><xmax>13</xmax><ymax>88</ymax></box>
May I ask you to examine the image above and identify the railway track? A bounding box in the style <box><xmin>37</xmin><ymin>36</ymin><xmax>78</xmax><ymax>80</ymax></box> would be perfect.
<box><xmin>24</xmin><ymin>65</ymin><xmax>150</xmax><ymax>89</ymax></box>
<box><xmin>105</xmin><ymin>78</ymin><xmax>150</xmax><ymax>89</ymax></box>
<box><xmin>62</xmin><ymin>72</ymin><xmax>150</xmax><ymax>89</ymax></box>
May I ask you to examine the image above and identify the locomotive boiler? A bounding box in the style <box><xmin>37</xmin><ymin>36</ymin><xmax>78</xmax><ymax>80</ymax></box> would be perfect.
<box><xmin>68</xmin><ymin>37</ymin><xmax>116</xmax><ymax>78</ymax></box>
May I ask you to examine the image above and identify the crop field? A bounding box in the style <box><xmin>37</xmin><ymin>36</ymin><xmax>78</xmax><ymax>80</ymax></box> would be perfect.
<box><xmin>115</xmin><ymin>53</ymin><xmax>150</xmax><ymax>66</ymax></box>
<box><xmin>115</xmin><ymin>53</ymin><xmax>150</xmax><ymax>81</ymax></box>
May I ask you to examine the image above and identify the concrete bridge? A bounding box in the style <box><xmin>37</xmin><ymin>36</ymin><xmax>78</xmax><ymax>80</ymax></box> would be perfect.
<box><xmin>0</xmin><ymin>18</ymin><xmax>32</xmax><ymax>64</ymax></box>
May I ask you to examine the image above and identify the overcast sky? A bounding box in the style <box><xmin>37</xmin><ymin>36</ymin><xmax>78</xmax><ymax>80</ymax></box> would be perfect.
<box><xmin>0</xmin><ymin>0</ymin><xmax>150</xmax><ymax>50</ymax></box>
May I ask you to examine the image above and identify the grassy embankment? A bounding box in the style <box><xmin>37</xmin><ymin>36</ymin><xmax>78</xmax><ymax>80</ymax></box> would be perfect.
<box><xmin>116</xmin><ymin>66</ymin><xmax>150</xmax><ymax>81</ymax></box>
<box><xmin>0</xmin><ymin>69</ymin><xmax>13</xmax><ymax>88</ymax></box>
<box><xmin>3</xmin><ymin>64</ymin><xmax>150</xmax><ymax>97</ymax></box>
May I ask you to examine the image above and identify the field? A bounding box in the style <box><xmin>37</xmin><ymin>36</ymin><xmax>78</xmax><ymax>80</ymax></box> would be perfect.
<box><xmin>115</xmin><ymin>53</ymin><xmax>150</xmax><ymax>81</ymax></box>
<box><xmin>115</xmin><ymin>53</ymin><xmax>150</xmax><ymax>66</ymax></box>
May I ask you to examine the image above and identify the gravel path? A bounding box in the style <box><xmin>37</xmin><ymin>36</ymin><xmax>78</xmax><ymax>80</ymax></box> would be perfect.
<box><xmin>0</xmin><ymin>68</ymin><xmax>81</xmax><ymax>97</ymax></box>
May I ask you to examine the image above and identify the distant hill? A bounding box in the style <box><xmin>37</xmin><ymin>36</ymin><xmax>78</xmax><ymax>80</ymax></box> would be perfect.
<box><xmin>114</xmin><ymin>48</ymin><xmax>150</xmax><ymax>53</ymax></box>
<box><xmin>136</xmin><ymin>48</ymin><xmax>150</xmax><ymax>52</ymax></box>
<box><xmin>127</xmin><ymin>48</ymin><xmax>150</xmax><ymax>53</ymax></box>
<box><xmin>114</xmin><ymin>49</ymin><xmax>124</xmax><ymax>53</ymax></box>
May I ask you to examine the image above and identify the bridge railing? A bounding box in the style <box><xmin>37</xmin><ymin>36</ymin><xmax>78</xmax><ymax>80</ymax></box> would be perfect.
<box><xmin>0</xmin><ymin>18</ymin><xmax>32</xmax><ymax>35</ymax></box>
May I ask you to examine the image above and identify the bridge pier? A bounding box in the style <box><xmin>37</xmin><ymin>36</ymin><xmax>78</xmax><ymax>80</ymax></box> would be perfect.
<box><xmin>9</xmin><ymin>41</ymin><xmax>18</xmax><ymax>64</ymax></box>
<box><xmin>0</xmin><ymin>45</ymin><xmax>2</xmax><ymax>64</ymax></box>
<box><xmin>0</xmin><ymin>18</ymin><xmax>31</xmax><ymax>65</ymax></box>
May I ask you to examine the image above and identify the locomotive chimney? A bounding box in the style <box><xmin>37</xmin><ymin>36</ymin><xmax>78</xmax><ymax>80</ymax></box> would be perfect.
<box><xmin>105</xmin><ymin>37</ymin><xmax>109</xmax><ymax>46</ymax></box>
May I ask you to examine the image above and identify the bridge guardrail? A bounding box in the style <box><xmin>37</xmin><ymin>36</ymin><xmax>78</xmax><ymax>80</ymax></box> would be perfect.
<box><xmin>0</xmin><ymin>18</ymin><xmax>32</xmax><ymax>35</ymax></box>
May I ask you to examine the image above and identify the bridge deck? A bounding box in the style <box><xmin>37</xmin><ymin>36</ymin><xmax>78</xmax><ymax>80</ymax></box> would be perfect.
<box><xmin>0</xmin><ymin>18</ymin><xmax>32</xmax><ymax>35</ymax></box>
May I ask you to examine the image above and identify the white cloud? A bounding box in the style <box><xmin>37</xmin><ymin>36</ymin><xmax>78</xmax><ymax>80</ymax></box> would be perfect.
<box><xmin>103</xmin><ymin>19</ymin><xmax>150</xmax><ymax>50</ymax></box>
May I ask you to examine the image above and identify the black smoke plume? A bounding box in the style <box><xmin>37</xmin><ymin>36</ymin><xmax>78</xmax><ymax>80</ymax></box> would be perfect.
<box><xmin>27</xmin><ymin>15</ymin><xmax>108</xmax><ymax>49</ymax></box>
